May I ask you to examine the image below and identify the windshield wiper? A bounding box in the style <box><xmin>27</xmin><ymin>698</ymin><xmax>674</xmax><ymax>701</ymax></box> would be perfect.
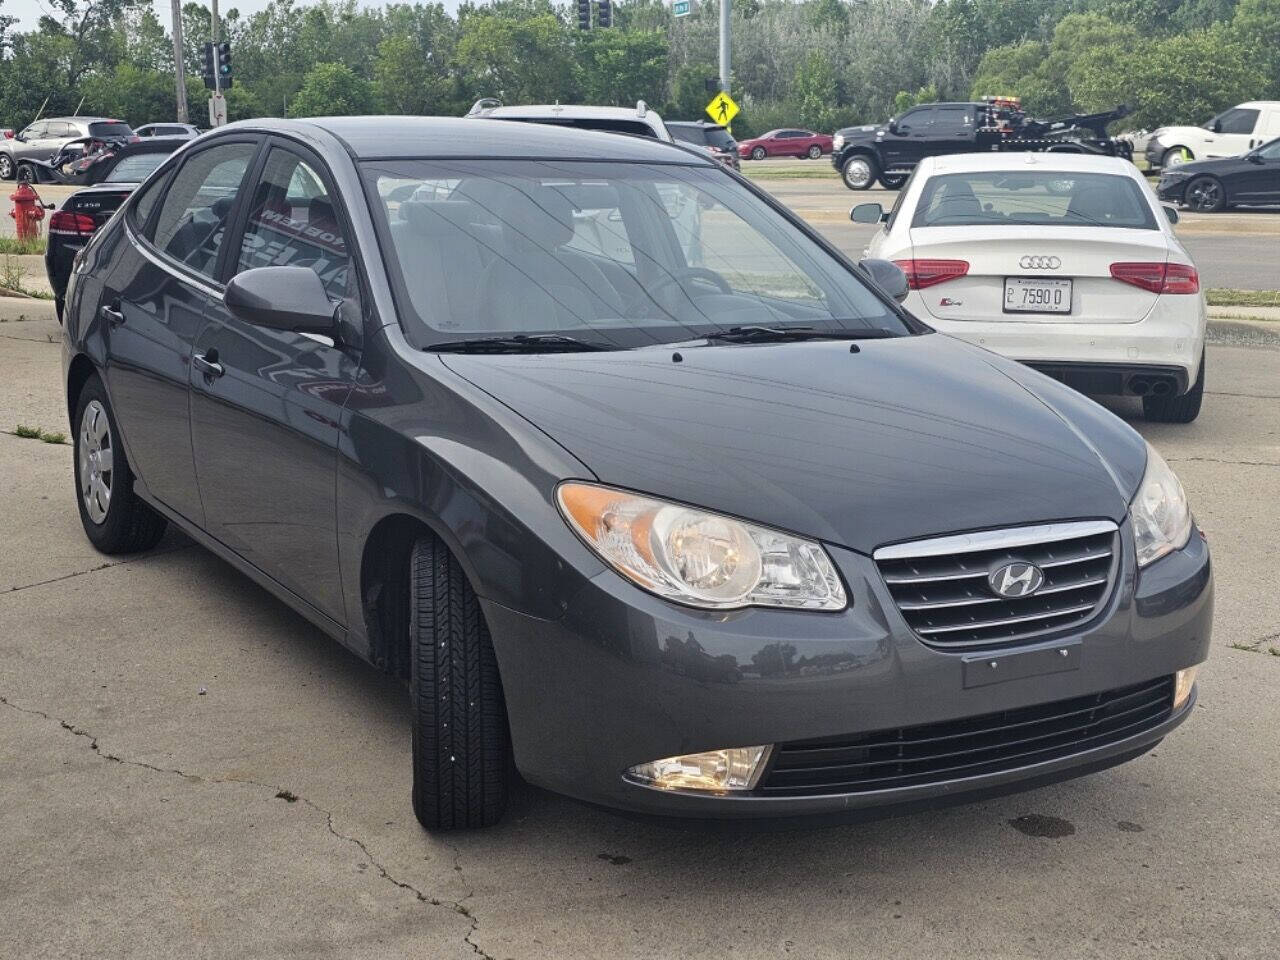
<box><xmin>426</xmin><ymin>333</ymin><xmax>611</xmax><ymax>354</ymax></box>
<box><xmin>705</xmin><ymin>325</ymin><xmax>900</xmax><ymax>344</ymax></box>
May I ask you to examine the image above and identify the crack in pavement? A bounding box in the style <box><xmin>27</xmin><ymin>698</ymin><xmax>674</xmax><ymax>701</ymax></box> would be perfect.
<box><xmin>2</xmin><ymin>544</ymin><xmax>193</xmax><ymax>595</ymax></box>
<box><xmin>1206</xmin><ymin>391</ymin><xmax>1280</xmax><ymax>400</ymax></box>
<box><xmin>0</xmin><ymin>693</ymin><xmax>497</xmax><ymax>960</ymax></box>
<box><xmin>1165</xmin><ymin>456</ymin><xmax>1280</xmax><ymax>468</ymax></box>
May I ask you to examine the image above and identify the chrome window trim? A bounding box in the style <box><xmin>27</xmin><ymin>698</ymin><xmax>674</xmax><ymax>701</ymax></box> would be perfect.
<box><xmin>124</xmin><ymin>220</ymin><xmax>224</xmax><ymax>301</ymax></box>
<box><xmin>873</xmin><ymin>519</ymin><xmax>1119</xmax><ymax>562</ymax></box>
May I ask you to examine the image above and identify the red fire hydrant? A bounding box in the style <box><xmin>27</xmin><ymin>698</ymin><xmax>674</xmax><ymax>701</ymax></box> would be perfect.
<box><xmin>10</xmin><ymin>181</ymin><xmax>45</xmax><ymax>242</ymax></box>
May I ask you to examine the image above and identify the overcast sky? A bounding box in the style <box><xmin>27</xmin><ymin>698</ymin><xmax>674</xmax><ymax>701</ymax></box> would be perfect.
<box><xmin>5</xmin><ymin>0</ymin><xmax>469</xmax><ymax>31</ymax></box>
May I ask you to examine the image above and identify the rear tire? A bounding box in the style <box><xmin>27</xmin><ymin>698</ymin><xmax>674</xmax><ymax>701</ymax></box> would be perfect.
<box><xmin>841</xmin><ymin>154</ymin><xmax>878</xmax><ymax>190</ymax></box>
<box><xmin>410</xmin><ymin>536</ymin><xmax>511</xmax><ymax>831</ymax></box>
<box><xmin>72</xmin><ymin>373</ymin><xmax>168</xmax><ymax>553</ymax></box>
<box><xmin>879</xmin><ymin>173</ymin><xmax>907</xmax><ymax>190</ymax></box>
<box><xmin>751</xmin><ymin>146</ymin><xmax>766</xmax><ymax>161</ymax></box>
<box><xmin>1184</xmin><ymin>175</ymin><xmax>1226</xmax><ymax>213</ymax></box>
<box><xmin>1144</xmin><ymin>354</ymin><xmax>1205</xmax><ymax>424</ymax></box>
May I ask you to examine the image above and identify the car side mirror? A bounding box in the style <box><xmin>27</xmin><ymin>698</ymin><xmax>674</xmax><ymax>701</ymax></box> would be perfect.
<box><xmin>887</xmin><ymin>119</ymin><xmax>899</xmax><ymax>135</ymax></box>
<box><xmin>1211</xmin><ymin>120</ymin><xmax>1222</xmax><ymax>133</ymax></box>
<box><xmin>224</xmin><ymin>266</ymin><xmax>338</xmax><ymax>338</ymax></box>
<box><xmin>858</xmin><ymin>257</ymin><xmax>909</xmax><ymax>303</ymax></box>
<box><xmin>850</xmin><ymin>202</ymin><xmax>886</xmax><ymax>224</ymax></box>
<box><xmin>1162</xmin><ymin>205</ymin><xmax>1179</xmax><ymax>225</ymax></box>
<box><xmin>1247</xmin><ymin>152</ymin><xmax>1264</xmax><ymax>164</ymax></box>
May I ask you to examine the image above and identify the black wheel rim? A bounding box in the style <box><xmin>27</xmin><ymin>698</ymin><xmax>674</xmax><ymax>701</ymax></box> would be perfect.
<box><xmin>1188</xmin><ymin>179</ymin><xmax>1221</xmax><ymax>211</ymax></box>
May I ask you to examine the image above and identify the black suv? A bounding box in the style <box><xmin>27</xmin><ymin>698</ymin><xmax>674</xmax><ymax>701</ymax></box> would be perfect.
<box><xmin>667</xmin><ymin>121</ymin><xmax>740</xmax><ymax>170</ymax></box>
<box><xmin>832</xmin><ymin>100</ymin><xmax>1130</xmax><ymax>190</ymax></box>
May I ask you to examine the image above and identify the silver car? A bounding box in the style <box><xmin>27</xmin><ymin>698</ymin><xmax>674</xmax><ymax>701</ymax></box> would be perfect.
<box><xmin>0</xmin><ymin>117</ymin><xmax>134</xmax><ymax>180</ymax></box>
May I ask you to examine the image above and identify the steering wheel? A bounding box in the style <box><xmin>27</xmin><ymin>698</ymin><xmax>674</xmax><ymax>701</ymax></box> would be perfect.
<box><xmin>642</xmin><ymin>266</ymin><xmax>732</xmax><ymax>304</ymax></box>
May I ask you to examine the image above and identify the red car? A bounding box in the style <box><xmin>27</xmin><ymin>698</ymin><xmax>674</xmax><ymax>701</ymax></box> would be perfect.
<box><xmin>737</xmin><ymin>128</ymin><xmax>834</xmax><ymax>160</ymax></box>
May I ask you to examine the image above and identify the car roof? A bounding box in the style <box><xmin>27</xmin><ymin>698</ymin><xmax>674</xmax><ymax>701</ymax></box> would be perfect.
<box><xmin>41</xmin><ymin>116</ymin><xmax>122</xmax><ymax>124</ymax></box>
<box><xmin>1238</xmin><ymin>101</ymin><xmax>1280</xmax><ymax>109</ymax></box>
<box><xmin>921</xmin><ymin>152</ymin><xmax>1138</xmax><ymax>176</ymax></box>
<box><xmin>227</xmin><ymin>116</ymin><xmax>708</xmax><ymax>165</ymax></box>
<box><xmin>667</xmin><ymin>121</ymin><xmax>726</xmax><ymax>131</ymax></box>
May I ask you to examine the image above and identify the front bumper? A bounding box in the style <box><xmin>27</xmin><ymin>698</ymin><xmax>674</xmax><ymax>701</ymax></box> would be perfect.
<box><xmin>912</xmin><ymin>292</ymin><xmax>1206</xmax><ymax>394</ymax></box>
<box><xmin>1156</xmin><ymin>176</ymin><xmax>1190</xmax><ymax>203</ymax></box>
<box><xmin>485</xmin><ymin>525</ymin><xmax>1211</xmax><ymax>822</ymax></box>
<box><xmin>1146</xmin><ymin>136</ymin><xmax>1165</xmax><ymax>169</ymax></box>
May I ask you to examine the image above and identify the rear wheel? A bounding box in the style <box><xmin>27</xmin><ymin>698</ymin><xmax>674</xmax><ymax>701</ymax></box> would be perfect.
<box><xmin>1144</xmin><ymin>354</ymin><xmax>1205</xmax><ymax>424</ymax></box>
<box><xmin>750</xmin><ymin>146</ymin><xmax>766</xmax><ymax>161</ymax></box>
<box><xmin>879</xmin><ymin>173</ymin><xmax>907</xmax><ymax>190</ymax></box>
<box><xmin>72</xmin><ymin>373</ymin><xmax>167</xmax><ymax>553</ymax></box>
<box><xmin>807</xmin><ymin>144</ymin><xmax>822</xmax><ymax>159</ymax></box>
<box><xmin>1184</xmin><ymin>175</ymin><xmax>1226</xmax><ymax>213</ymax></box>
<box><xmin>842</xmin><ymin>154</ymin><xmax>878</xmax><ymax>190</ymax></box>
<box><xmin>410</xmin><ymin>536</ymin><xmax>511</xmax><ymax>830</ymax></box>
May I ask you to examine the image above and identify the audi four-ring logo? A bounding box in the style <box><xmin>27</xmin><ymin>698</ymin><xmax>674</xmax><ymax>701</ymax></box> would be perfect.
<box><xmin>1019</xmin><ymin>255</ymin><xmax>1061</xmax><ymax>270</ymax></box>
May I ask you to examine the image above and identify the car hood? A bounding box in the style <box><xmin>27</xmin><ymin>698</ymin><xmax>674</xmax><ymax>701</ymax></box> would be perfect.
<box><xmin>440</xmin><ymin>334</ymin><xmax>1146</xmax><ymax>555</ymax></box>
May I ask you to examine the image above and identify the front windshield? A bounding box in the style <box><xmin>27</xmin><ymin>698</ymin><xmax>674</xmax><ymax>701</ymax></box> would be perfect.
<box><xmin>362</xmin><ymin>159</ymin><xmax>909</xmax><ymax>350</ymax></box>
<box><xmin>912</xmin><ymin>171</ymin><xmax>1157</xmax><ymax>230</ymax></box>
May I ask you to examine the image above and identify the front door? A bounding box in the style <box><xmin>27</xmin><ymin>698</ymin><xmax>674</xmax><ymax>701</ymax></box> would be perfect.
<box><xmin>102</xmin><ymin>138</ymin><xmax>259</xmax><ymax>524</ymax></box>
<box><xmin>1205</xmin><ymin>106</ymin><xmax>1259</xmax><ymax>159</ymax></box>
<box><xmin>189</xmin><ymin>143</ymin><xmax>360</xmax><ymax>624</ymax></box>
<box><xmin>1236</xmin><ymin>140</ymin><xmax>1280</xmax><ymax>204</ymax></box>
<box><xmin>880</xmin><ymin>106</ymin><xmax>934</xmax><ymax>170</ymax></box>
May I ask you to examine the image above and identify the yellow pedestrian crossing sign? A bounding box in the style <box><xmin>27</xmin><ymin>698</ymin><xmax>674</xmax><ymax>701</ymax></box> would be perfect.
<box><xmin>706</xmin><ymin>91</ymin><xmax>739</xmax><ymax>126</ymax></box>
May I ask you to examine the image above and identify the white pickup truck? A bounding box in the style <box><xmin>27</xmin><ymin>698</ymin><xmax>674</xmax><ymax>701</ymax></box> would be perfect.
<box><xmin>1145</xmin><ymin>101</ymin><xmax>1280</xmax><ymax>170</ymax></box>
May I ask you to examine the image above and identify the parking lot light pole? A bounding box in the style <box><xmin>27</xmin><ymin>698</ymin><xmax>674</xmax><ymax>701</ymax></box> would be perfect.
<box><xmin>170</xmin><ymin>0</ymin><xmax>189</xmax><ymax>123</ymax></box>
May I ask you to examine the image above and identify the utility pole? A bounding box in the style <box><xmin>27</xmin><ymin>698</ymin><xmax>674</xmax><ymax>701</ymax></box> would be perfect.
<box><xmin>718</xmin><ymin>0</ymin><xmax>731</xmax><ymax>94</ymax></box>
<box><xmin>170</xmin><ymin>0</ymin><xmax>189</xmax><ymax>123</ymax></box>
<box><xmin>210</xmin><ymin>0</ymin><xmax>224</xmax><ymax>127</ymax></box>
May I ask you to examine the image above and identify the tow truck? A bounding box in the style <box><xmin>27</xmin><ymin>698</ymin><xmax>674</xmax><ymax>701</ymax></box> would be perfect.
<box><xmin>832</xmin><ymin>98</ymin><xmax>1133</xmax><ymax>190</ymax></box>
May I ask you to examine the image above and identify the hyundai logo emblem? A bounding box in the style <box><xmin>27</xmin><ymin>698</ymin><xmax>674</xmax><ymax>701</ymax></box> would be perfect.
<box><xmin>1019</xmin><ymin>255</ymin><xmax>1061</xmax><ymax>270</ymax></box>
<box><xmin>988</xmin><ymin>561</ymin><xmax>1045</xmax><ymax>598</ymax></box>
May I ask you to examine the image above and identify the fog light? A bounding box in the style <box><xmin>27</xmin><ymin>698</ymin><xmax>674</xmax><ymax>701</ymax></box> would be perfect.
<box><xmin>1174</xmin><ymin>666</ymin><xmax>1199</xmax><ymax>710</ymax></box>
<box><xmin>626</xmin><ymin>746</ymin><xmax>772</xmax><ymax>793</ymax></box>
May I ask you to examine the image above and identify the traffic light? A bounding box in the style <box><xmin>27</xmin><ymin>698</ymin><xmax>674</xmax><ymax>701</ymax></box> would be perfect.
<box><xmin>598</xmin><ymin>0</ymin><xmax>612</xmax><ymax>27</ymax></box>
<box><xmin>201</xmin><ymin>41</ymin><xmax>216</xmax><ymax>90</ymax></box>
<box><xmin>216</xmin><ymin>41</ymin><xmax>233</xmax><ymax>88</ymax></box>
<box><xmin>577</xmin><ymin>0</ymin><xmax>590</xmax><ymax>29</ymax></box>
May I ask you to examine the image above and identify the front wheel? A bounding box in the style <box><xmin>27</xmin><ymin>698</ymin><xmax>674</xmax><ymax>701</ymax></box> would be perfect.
<box><xmin>0</xmin><ymin>154</ymin><xmax>12</xmax><ymax>180</ymax></box>
<box><xmin>73</xmin><ymin>373</ymin><xmax>168</xmax><ymax>553</ymax></box>
<box><xmin>410</xmin><ymin>536</ymin><xmax>512</xmax><ymax>830</ymax></box>
<box><xmin>750</xmin><ymin>146</ymin><xmax>766</xmax><ymax>161</ymax></box>
<box><xmin>1144</xmin><ymin>354</ymin><xmax>1205</xmax><ymax>424</ymax></box>
<box><xmin>807</xmin><ymin>144</ymin><xmax>822</xmax><ymax>159</ymax></box>
<box><xmin>1184</xmin><ymin>175</ymin><xmax>1226</xmax><ymax>213</ymax></box>
<box><xmin>15</xmin><ymin>162</ymin><xmax>34</xmax><ymax>183</ymax></box>
<box><xmin>841</xmin><ymin>154</ymin><xmax>878</xmax><ymax>190</ymax></box>
<box><xmin>1162</xmin><ymin>146</ymin><xmax>1193</xmax><ymax>169</ymax></box>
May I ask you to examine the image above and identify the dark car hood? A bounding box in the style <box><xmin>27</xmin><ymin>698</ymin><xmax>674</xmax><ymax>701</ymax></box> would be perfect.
<box><xmin>836</xmin><ymin>124</ymin><xmax>884</xmax><ymax>143</ymax></box>
<box><xmin>441</xmin><ymin>334</ymin><xmax>1145</xmax><ymax>554</ymax></box>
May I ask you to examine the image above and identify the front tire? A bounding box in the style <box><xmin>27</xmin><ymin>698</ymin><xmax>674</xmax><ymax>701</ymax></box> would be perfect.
<box><xmin>15</xmin><ymin>162</ymin><xmax>33</xmax><ymax>183</ymax></box>
<box><xmin>807</xmin><ymin>144</ymin><xmax>822</xmax><ymax>159</ymax></box>
<box><xmin>841</xmin><ymin>154</ymin><xmax>878</xmax><ymax>190</ymax></box>
<box><xmin>1144</xmin><ymin>354</ymin><xmax>1205</xmax><ymax>424</ymax></box>
<box><xmin>72</xmin><ymin>373</ymin><xmax>167</xmax><ymax>553</ymax></box>
<box><xmin>410</xmin><ymin>537</ymin><xmax>511</xmax><ymax>831</ymax></box>
<box><xmin>1162</xmin><ymin>146</ymin><xmax>1193</xmax><ymax>169</ymax></box>
<box><xmin>1184</xmin><ymin>175</ymin><xmax>1226</xmax><ymax>213</ymax></box>
<box><xmin>0</xmin><ymin>154</ymin><xmax>12</xmax><ymax>180</ymax></box>
<box><xmin>750</xmin><ymin>146</ymin><xmax>766</xmax><ymax>161</ymax></box>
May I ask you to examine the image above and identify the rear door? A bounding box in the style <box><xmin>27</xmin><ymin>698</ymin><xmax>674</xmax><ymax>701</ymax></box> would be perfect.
<box><xmin>928</xmin><ymin>105</ymin><xmax>976</xmax><ymax>156</ymax></box>
<box><xmin>188</xmin><ymin>140</ymin><xmax>360</xmax><ymax>623</ymax></box>
<box><xmin>102</xmin><ymin>137</ymin><xmax>260</xmax><ymax>524</ymax></box>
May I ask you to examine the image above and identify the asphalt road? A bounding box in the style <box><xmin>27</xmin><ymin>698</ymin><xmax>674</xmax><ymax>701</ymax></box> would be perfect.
<box><xmin>2</xmin><ymin>297</ymin><xmax>1279</xmax><ymax>958</ymax></box>
<box><xmin>749</xmin><ymin>171</ymin><xmax>1280</xmax><ymax>291</ymax></box>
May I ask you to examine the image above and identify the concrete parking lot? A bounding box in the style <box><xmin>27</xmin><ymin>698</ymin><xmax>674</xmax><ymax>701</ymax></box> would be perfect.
<box><xmin>2</xmin><ymin>189</ymin><xmax>1280</xmax><ymax>958</ymax></box>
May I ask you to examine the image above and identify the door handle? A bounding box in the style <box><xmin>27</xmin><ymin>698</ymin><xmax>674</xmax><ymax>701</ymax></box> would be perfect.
<box><xmin>193</xmin><ymin>350</ymin><xmax>224</xmax><ymax>379</ymax></box>
<box><xmin>99</xmin><ymin>300</ymin><xmax>124</xmax><ymax>326</ymax></box>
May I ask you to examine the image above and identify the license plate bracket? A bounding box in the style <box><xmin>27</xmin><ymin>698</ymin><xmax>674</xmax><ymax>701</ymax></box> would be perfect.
<box><xmin>1003</xmin><ymin>277</ymin><xmax>1072</xmax><ymax>314</ymax></box>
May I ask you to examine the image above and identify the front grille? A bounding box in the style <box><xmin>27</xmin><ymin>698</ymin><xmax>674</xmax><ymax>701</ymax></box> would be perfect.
<box><xmin>874</xmin><ymin>520</ymin><xmax>1120</xmax><ymax>649</ymax></box>
<box><xmin>759</xmin><ymin>676</ymin><xmax>1173</xmax><ymax>796</ymax></box>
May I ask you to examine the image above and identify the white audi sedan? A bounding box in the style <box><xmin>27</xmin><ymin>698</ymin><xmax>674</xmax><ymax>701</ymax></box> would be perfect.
<box><xmin>857</xmin><ymin>153</ymin><xmax>1207</xmax><ymax>422</ymax></box>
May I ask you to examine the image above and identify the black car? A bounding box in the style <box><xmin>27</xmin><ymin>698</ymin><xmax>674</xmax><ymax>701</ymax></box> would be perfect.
<box><xmin>667</xmin><ymin>120</ymin><xmax>740</xmax><ymax>170</ymax></box>
<box><xmin>45</xmin><ymin>138</ymin><xmax>189</xmax><ymax>319</ymax></box>
<box><xmin>62</xmin><ymin>117</ymin><xmax>1210</xmax><ymax>830</ymax></box>
<box><xmin>832</xmin><ymin>99</ymin><xmax>1130</xmax><ymax>190</ymax></box>
<box><xmin>1156</xmin><ymin>137</ymin><xmax>1280</xmax><ymax>212</ymax></box>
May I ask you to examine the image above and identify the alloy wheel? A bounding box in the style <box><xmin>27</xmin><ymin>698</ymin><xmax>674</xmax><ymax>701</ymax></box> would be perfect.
<box><xmin>79</xmin><ymin>399</ymin><xmax>114</xmax><ymax>524</ymax></box>
<box><xmin>808</xmin><ymin>145</ymin><xmax>822</xmax><ymax>159</ymax></box>
<box><xmin>1186</xmin><ymin>178</ymin><xmax>1223</xmax><ymax>212</ymax></box>
<box><xmin>751</xmin><ymin>147</ymin><xmax>766</xmax><ymax>161</ymax></box>
<box><xmin>0</xmin><ymin>155</ymin><xmax>11</xmax><ymax>179</ymax></box>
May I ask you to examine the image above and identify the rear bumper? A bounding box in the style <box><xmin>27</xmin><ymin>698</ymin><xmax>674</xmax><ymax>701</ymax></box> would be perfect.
<box><xmin>485</xmin><ymin>528</ymin><xmax>1212</xmax><ymax>823</ymax></box>
<box><xmin>912</xmin><ymin>292</ymin><xmax>1206</xmax><ymax>393</ymax></box>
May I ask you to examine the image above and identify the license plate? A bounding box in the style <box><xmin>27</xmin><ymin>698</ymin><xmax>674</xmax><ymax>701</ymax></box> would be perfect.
<box><xmin>1004</xmin><ymin>278</ymin><xmax>1072</xmax><ymax>314</ymax></box>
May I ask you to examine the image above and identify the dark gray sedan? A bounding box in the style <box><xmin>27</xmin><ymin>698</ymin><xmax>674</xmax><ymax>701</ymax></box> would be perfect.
<box><xmin>60</xmin><ymin>117</ymin><xmax>1211</xmax><ymax>830</ymax></box>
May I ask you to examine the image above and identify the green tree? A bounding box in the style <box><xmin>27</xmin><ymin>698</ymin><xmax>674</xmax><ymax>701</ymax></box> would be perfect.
<box><xmin>287</xmin><ymin>61</ymin><xmax>375</xmax><ymax>116</ymax></box>
<box><xmin>667</xmin><ymin>63</ymin><xmax>717</xmax><ymax>121</ymax></box>
<box><xmin>1232</xmin><ymin>0</ymin><xmax>1280</xmax><ymax>96</ymax></box>
<box><xmin>455</xmin><ymin>11</ymin><xmax>577</xmax><ymax>104</ymax></box>
<box><xmin>792</xmin><ymin>51</ymin><xmax>838</xmax><ymax>131</ymax></box>
<box><xmin>575</xmin><ymin>28</ymin><xmax>667</xmax><ymax>106</ymax></box>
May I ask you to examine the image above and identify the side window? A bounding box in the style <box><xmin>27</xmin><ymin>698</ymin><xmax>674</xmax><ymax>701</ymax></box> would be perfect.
<box><xmin>234</xmin><ymin>147</ymin><xmax>350</xmax><ymax>300</ymax></box>
<box><xmin>23</xmin><ymin>122</ymin><xmax>46</xmax><ymax>140</ymax></box>
<box><xmin>931</xmin><ymin>107</ymin><xmax>972</xmax><ymax>136</ymax></box>
<box><xmin>1218</xmin><ymin>108</ymin><xmax>1259</xmax><ymax>135</ymax></box>
<box><xmin>150</xmin><ymin>141</ymin><xmax>257</xmax><ymax>279</ymax></box>
<box><xmin>899</xmin><ymin>108</ymin><xmax>933</xmax><ymax>133</ymax></box>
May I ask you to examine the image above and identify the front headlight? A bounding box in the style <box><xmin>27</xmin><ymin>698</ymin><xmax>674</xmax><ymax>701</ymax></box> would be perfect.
<box><xmin>557</xmin><ymin>481</ymin><xmax>847</xmax><ymax>610</ymax></box>
<box><xmin>833</xmin><ymin>133</ymin><xmax>845</xmax><ymax>151</ymax></box>
<box><xmin>1130</xmin><ymin>443</ymin><xmax>1193</xmax><ymax>567</ymax></box>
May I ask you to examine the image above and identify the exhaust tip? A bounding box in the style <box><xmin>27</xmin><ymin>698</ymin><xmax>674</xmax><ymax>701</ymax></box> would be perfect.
<box><xmin>1129</xmin><ymin>377</ymin><xmax>1151</xmax><ymax>396</ymax></box>
<box><xmin>1150</xmin><ymin>379</ymin><xmax>1174</xmax><ymax>397</ymax></box>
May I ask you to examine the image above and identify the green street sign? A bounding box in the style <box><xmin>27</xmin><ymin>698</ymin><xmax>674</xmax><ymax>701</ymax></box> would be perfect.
<box><xmin>673</xmin><ymin>0</ymin><xmax>691</xmax><ymax>16</ymax></box>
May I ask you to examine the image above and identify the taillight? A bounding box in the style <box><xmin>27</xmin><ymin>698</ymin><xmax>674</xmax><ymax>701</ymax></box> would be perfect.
<box><xmin>48</xmin><ymin>211</ymin><xmax>98</xmax><ymax>237</ymax></box>
<box><xmin>893</xmin><ymin>258</ymin><xmax>969</xmax><ymax>289</ymax></box>
<box><xmin>1110</xmin><ymin>261</ymin><xmax>1199</xmax><ymax>294</ymax></box>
